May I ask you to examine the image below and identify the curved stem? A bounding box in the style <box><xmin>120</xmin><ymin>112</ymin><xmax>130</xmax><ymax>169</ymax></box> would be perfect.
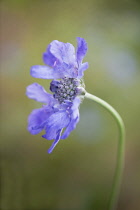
<box><xmin>85</xmin><ymin>92</ymin><xmax>125</xmax><ymax>210</ymax></box>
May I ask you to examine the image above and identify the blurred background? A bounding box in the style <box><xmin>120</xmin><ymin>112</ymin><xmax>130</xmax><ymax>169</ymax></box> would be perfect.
<box><xmin>0</xmin><ymin>0</ymin><xmax>140</xmax><ymax>209</ymax></box>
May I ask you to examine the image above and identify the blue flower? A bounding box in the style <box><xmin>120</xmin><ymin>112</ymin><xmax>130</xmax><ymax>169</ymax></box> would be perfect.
<box><xmin>26</xmin><ymin>37</ymin><xmax>88</xmax><ymax>153</ymax></box>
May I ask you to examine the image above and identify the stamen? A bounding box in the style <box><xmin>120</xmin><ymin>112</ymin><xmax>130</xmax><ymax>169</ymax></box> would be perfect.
<box><xmin>50</xmin><ymin>77</ymin><xmax>84</xmax><ymax>103</ymax></box>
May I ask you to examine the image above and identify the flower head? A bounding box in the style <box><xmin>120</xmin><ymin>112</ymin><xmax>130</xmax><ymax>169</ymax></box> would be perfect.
<box><xmin>26</xmin><ymin>37</ymin><xmax>88</xmax><ymax>153</ymax></box>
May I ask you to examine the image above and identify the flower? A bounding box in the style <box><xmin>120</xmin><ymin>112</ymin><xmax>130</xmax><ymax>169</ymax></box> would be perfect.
<box><xmin>26</xmin><ymin>37</ymin><xmax>88</xmax><ymax>153</ymax></box>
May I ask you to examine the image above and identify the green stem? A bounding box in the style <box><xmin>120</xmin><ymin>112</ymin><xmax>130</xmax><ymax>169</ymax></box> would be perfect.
<box><xmin>85</xmin><ymin>92</ymin><xmax>125</xmax><ymax>210</ymax></box>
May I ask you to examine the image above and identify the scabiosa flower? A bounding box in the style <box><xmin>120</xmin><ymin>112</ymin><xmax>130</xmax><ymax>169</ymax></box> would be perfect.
<box><xmin>26</xmin><ymin>37</ymin><xmax>88</xmax><ymax>153</ymax></box>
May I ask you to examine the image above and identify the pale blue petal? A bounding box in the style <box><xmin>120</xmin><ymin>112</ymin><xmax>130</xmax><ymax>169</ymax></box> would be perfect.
<box><xmin>50</xmin><ymin>40</ymin><xmax>76</xmax><ymax>66</ymax></box>
<box><xmin>30</xmin><ymin>65</ymin><xmax>64</xmax><ymax>79</ymax></box>
<box><xmin>47</xmin><ymin>129</ymin><xmax>63</xmax><ymax>153</ymax></box>
<box><xmin>42</xmin><ymin>110</ymin><xmax>70</xmax><ymax>141</ymax></box>
<box><xmin>26</xmin><ymin>83</ymin><xmax>52</xmax><ymax>103</ymax></box>
<box><xmin>61</xmin><ymin>98</ymin><xmax>80</xmax><ymax>139</ymax></box>
<box><xmin>61</xmin><ymin>116</ymin><xmax>79</xmax><ymax>139</ymax></box>
<box><xmin>77</xmin><ymin>62</ymin><xmax>89</xmax><ymax>78</ymax></box>
<box><xmin>43</xmin><ymin>45</ymin><xmax>57</xmax><ymax>67</ymax></box>
<box><xmin>76</xmin><ymin>37</ymin><xmax>87</xmax><ymax>65</ymax></box>
<box><xmin>28</xmin><ymin>108</ymin><xmax>50</xmax><ymax>135</ymax></box>
<box><xmin>46</xmin><ymin>111</ymin><xmax>70</xmax><ymax>130</ymax></box>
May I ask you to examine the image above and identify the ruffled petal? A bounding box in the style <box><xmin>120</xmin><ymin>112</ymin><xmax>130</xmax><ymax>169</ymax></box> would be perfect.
<box><xmin>76</xmin><ymin>37</ymin><xmax>88</xmax><ymax>65</ymax></box>
<box><xmin>28</xmin><ymin>108</ymin><xmax>51</xmax><ymax>135</ymax></box>
<box><xmin>30</xmin><ymin>65</ymin><xmax>64</xmax><ymax>79</ymax></box>
<box><xmin>43</xmin><ymin>45</ymin><xmax>57</xmax><ymax>67</ymax></box>
<box><xmin>42</xmin><ymin>110</ymin><xmax>70</xmax><ymax>142</ymax></box>
<box><xmin>61</xmin><ymin>98</ymin><xmax>80</xmax><ymax>139</ymax></box>
<box><xmin>47</xmin><ymin>129</ymin><xmax>63</xmax><ymax>154</ymax></box>
<box><xmin>71</xmin><ymin>97</ymin><xmax>81</xmax><ymax>113</ymax></box>
<box><xmin>43</xmin><ymin>40</ymin><xmax>78</xmax><ymax>78</ymax></box>
<box><xmin>42</xmin><ymin>129</ymin><xmax>56</xmax><ymax>140</ymax></box>
<box><xmin>49</xmin><ymin>40</ymin><xmax>76</xmax><ymax>66</ymax></box>
<box><xmin>77</xmin><ymin>62</ymin><xmax>89</xmax><ymax>78</ymax></box>
<box><xmin>46</xmin><ymin>111</ymin><xmax>70</xmax><ymax>132</ymax></box>
<box><xmin>26</xmin><ymin>83</ymin><xmax>53</xmax><ymax>103</ymax></box>
<box><xmin>61</xmin><ymin>116</ymin><xmax>79</xmax><ymax>139</ymax></box>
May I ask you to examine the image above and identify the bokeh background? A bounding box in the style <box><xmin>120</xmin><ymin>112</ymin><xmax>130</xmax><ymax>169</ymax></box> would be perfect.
<box><xmin>1</xmin><ymin>0</ymin><xmax>140</xmax><ymax>209</ymax></box>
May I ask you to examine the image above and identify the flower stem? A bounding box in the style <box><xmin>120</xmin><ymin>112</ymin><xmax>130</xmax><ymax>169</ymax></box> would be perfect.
<box><xmin>85</xmin><ymin>92</ymin><xmax>125</xmax><ymax>210</ymax></box>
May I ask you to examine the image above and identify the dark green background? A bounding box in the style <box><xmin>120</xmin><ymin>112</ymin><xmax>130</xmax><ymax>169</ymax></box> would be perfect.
<box><xmin>1</xmin><ymin>0</ymin><xmax>140</xmax><ymax>209</ymax></box>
